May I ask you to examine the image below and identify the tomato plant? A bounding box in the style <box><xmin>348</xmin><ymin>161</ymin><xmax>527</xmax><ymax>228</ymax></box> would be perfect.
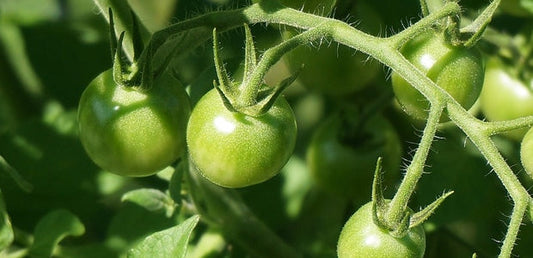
<box><xmin>391</xmin><ymin>31</ymin><xmax>484</xmax><ymax>120</ymax></box>
<box><xmin>2</xmin><ymin>0</ymin><xmax>533</xmax><ymax>258</ymax></box>
<box><xmin>78</xmin><ymin>69</ymin><xmax>191</xmax><ymax>176</ymax></box>
<box><xmin>306</xmin><ymin>112</ymin><xmax>401</xmax><ymax>201</ymax></box>
<box><xmin>186</xmin><ymin>88</ymin><xmax>297</xmax><ymax>188</ymax></box>
<box><xmin>337</xmin><ymin>201</ymin><xmax>426</xmax><ymax>258</ymax></box>
<box><xmin>480</xmin><ymin>57</ymin><xmax>533</xmax><ymax>141</ymax></box>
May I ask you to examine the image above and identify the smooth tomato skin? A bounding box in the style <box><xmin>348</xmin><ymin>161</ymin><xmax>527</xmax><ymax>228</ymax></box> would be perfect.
<box><xmin>78</xmin><ymin>69</ymin><xmax>191</xmax><ymax>176</ymax></box>
<box><xmin>306</xmin><ymin>114</ymin><xmax>401</xmax><ymax>201</ymax></box>
<box><xmin>186</xmin><ymin>89</ymin><xmax>297</xmax><ymax>188</ymax></box>
<box><xmin>391</xmin><ymin>32</ymin><xmax>484</xmax><ymax>120</ymax></box>
<box><xmin>520</xmin><ymin>127</ymin><xmax>533</xmax><ymax>178</ymax></box>
<box><xmin>480</xmin><ymin>58</ymin><xmax>533</xmax><ymax>141</ymax></box>
<box><xmin>337</xmin><ymin>202</ymin><xmax>426</xmax><ymax>258</ymax></box>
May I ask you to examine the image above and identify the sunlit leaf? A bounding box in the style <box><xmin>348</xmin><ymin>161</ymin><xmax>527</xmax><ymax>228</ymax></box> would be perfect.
<box><xmin>127</xmin><ymin>215</ymin><xmax>199</xmax><ymax>258</ymax></box>
<box><xmin>29</xmin><ymin>209</ymin><xmax>85</xmax><ymax>257</ymax></box>
<box><xmin>121</xmin><ymin>188</ymin><xmax>175</xmax><ymax>217</ymax></box>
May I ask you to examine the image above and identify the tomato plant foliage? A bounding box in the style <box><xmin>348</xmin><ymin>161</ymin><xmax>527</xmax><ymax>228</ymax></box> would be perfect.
<box><xmin>1</xmin><ymin>0</ymin><xmax>533</xmax><ymax>257</ymax></box>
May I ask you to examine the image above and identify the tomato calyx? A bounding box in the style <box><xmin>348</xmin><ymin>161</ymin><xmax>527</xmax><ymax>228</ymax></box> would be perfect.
<box><xmin>370</xmin><ymin>158</ymin><xmax>453</xmax><ymax>238</ymax></box>
<box><xmin>212</xmin><ymin>24</ymin><xmax>299</xmax><ymax>117</ymax></box>
<box><xmin>419</xmin><ymin>0</ymin><xmax>499</xmax><ymax>48</ymax></box>
<box><xmin>108</xmin><ymin>9</ymin><xmax>184</xmax><ymax>92</ymax></box>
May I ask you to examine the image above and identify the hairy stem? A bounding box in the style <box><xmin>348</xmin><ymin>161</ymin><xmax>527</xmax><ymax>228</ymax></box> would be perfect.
<box><xmin>105</xmin><ymin>1</ymin><xmax>533</xmax><ymax>256</ymax></box>
<box><xmin>386</xmin><ymin>102</ymin><xmax>444</xmax><ymax>226</ymax></box>
<box><xmin>448</xmin><ymin>103</ymin><xmax>530</xmax><ymax>258</ymax></box>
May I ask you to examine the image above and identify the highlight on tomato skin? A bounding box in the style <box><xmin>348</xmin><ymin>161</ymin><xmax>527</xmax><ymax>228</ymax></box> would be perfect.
<box><xmin>391</xmin><ymin>31</ymin><xmax>485</xmax><ymax>121</ymax></box>
<box><xmin>480</xmin><ymin>57</ymin><xmax>533</xmax><ymax>141</ymax></box>
<box><xmin>186</xmin><ymin>88</ymin><xmax>297</xmax><ymax>188</ymax></box>
<box><xmin>337</xmin><ymin>201</ymin><xmax>426</xmax><ymax>258</ymax></box>
<box><xmin>77</xmin><ymin>69</ymin><xmax>191</xmax><ymax>177</ymax></box>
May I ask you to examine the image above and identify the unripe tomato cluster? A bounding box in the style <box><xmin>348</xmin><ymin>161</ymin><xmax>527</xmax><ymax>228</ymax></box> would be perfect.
<box><xmin>74</xmin><ymin>1</ymin><xmax>533</xmax><ymax>256</ymax></box>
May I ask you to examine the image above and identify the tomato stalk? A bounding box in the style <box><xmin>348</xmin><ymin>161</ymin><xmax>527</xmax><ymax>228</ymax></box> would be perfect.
<box><xmin>447</xmin><ymin>103</ymin><xmax>530</xmax><ymax>258</ymax></box>
<box><xmin>89</xmin><ymin>0</ymin><xmax>533</xmax><ymax>255</ymax></box>
<box><xmin>483</xmin><ymin>116</ymin><xmax>533</xmax><ymax>136</ymax></box>
<box><xmin>384</xmin><ymin>102</ymin><xmax>445</xmax><ymax>229</ymax></box>
<box><xmin>389</xmin><ymin>2</ymin><xmax>461</xmax><ymax>49</ymax></box>
<box><xmin>237</xmin><ymin>25</ymin><xmax>325</xmax><ymax>115</ymax></box>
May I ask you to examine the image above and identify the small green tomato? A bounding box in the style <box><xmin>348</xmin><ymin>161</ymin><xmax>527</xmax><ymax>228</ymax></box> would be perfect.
<box><xmin>186</xmin><ymin>89</ymin><xmax>297</xmax><ymax>188</ymax></box>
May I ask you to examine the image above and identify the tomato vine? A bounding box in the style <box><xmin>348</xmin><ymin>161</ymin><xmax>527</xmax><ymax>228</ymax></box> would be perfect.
<box><xmin>3</xmin><ymin>0</ymin><xmax>533</xmax><ymax>257</ymax></box>
<box><xmin>92</xmin><ymin>0</ymin><xmax>533</xmax><ymax>256</ymax></box>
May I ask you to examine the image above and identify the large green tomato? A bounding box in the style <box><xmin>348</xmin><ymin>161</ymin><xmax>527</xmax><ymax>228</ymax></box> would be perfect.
<box><xmin>391</xmin><ymin>32</ymin><xmax>484</xmax><ymax>120</ymax></box>
<box><xmin>480</xmin><ymin>57</ymin><xmax>533</xmax><ymax>141</ymax></box>
<box><xmin>306</xmin><ymin>113</ymin><xmax>401</xmax><ymax>201</ymax></box>
<box><xmin>186</xmin><ymin>89</ymin><xmax>297</xmax><ymax>188</ymax></box>
<box><xmin>78</xmin><ymin>69</ymin><xmax>191</xmax><ymax>177</ymax></box>
<box><xmin>337</xmin><ymin>201</ymin><xmax>426</xmax><ymax>258</ymax></box>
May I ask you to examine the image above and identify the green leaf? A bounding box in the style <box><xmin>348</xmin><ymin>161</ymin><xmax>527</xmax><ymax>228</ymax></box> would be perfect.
<box><xmin>0</xmin><ymin>189</ymin><xmax>13</xmax><ymax>252</ymax></box>
<box><xmin>409</xmin><ymin>191</ymin><xmax>454</xmax><ymax>229</ymax></box>
<box><xmin>29</xmin><ymin>209</ymin><xmax>85</xmax><ymax>258</ymax></box>
<box><xmin>121</xmin><ymin>188</ymin><xmax>175</xmax><ymax>217</ymax></box>
<box><xmin>126</xmin><ymin>215</ymin><xmax>199</xmax><ymax>258</ymax></box>
<box><xmin>459</xmin><ymin>0</ymin><xmax>500</xmax><ymax>48</ymax></box>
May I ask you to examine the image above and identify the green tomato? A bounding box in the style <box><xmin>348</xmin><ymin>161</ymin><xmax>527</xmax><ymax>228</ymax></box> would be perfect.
<box><xmin>480</xmin><ymin>57</ymin><xmax>533</xmax><ymax>141</ymax></box>
<box><xmin>520</xmin><ymin>127</ymin><xmax>533</xmax><ymax>178</ymax></box>
<box><xmin>391</xmin><ymin>32</ymin><xmax>484</xmax><ymax>120</ymax></box>
<box><xmin>78</xmin><ymin>69</ymin><xmax>191</xmax><ymax>177</ymax></box>
<box><xmin>186</xmin><ymin>89</ymin><xmax>297</xmax><ymax>188</ymax></box>
<box><xmin>306</xmin><ymin>113</ymin><xmax>401</xmax><ymax>201</ymax></box>
<box><xmin>337</xmin><ymin>201</ymin><xmax>426</xmax><ymax>258</ymax></box>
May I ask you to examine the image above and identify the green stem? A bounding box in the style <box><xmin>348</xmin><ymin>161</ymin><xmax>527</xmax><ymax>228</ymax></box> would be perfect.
<box><xmin>239</xmin><ymin>24</ymin><xmax>326</xmax><ymax>108</ymax></box>
<box><xmin>385</xmin><ymin>102</ymin><xmax>445</xmax><ymax>226</ymax></box>
<box><xmin>447</xmin><ymin>103</ymin><xmax>530</xmax><ymax>258</ymax></box>
<box><xmin>420</xmin><ymin>0</ymin><xmax>430</xmax><ymax>17</ymax></box>
<box><xmin>96</xmin><ymin>1</ymin><xmax>533</xmax><ymax>255</ymax></box>
<box><xmin>483</xmin><ymin>115</ymin><xmax>533</xmax><ymax>136</ymax></box>
<box><xmin>389</xmin><ymin>2</ymin><xmax>460</xmax><ymax>49</ymax></box>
